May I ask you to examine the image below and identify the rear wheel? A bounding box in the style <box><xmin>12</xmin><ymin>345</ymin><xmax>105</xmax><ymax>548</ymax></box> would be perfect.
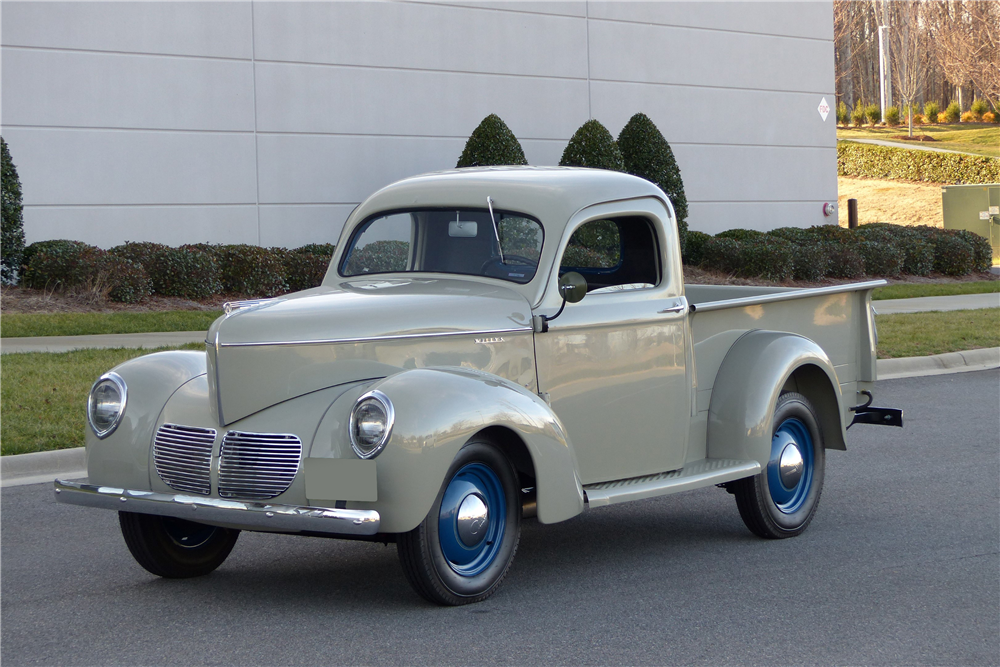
<box><xmin>732</xmin><ymin>392</ymin><xmax>825</xmax><ymax>538</ymax></box>
<box><xmin>397</xmin><ymin>440</ymin><xmax>521</xmax><ymax>605</ymax></box>
<box><xmin>119</xmin><ymin>511</ymin><xmax>240</xmax><ymax>578</ymax></box>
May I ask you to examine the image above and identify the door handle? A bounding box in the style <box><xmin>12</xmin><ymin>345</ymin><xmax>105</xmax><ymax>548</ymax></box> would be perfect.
<box><xmin>658</xmin><ymin>304</ymin><xmax>687</xmax><ymax>314</ymax></box>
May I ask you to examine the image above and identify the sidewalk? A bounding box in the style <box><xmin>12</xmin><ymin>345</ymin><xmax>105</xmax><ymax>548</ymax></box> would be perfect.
<box><xmin>1</xmin><ymin>330</ymin><xmax>206</xmax><ymax>354</ymax></box>
<box><xmin>873</xmin><ymin>292</ymin><xmax>1000</xmax><ymax>314</ymax></box>
<box><xmin>845</xmin><ymin>137</ymin><xmax>981</xmax><ymax>156</ymax></box>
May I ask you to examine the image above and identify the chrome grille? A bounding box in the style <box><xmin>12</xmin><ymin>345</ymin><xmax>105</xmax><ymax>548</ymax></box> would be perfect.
<box><xmin>218</xmin><ymin>431</ymin><xmax>302</xmax><ymax>500</ymax></box>
<box><xmin>153</xmin><ymin>424</ymin><xmax>216</xmax><ymax>496</ymax></box>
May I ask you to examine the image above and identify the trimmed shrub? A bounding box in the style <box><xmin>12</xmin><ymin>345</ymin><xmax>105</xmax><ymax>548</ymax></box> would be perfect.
<box><xmin>970</xmin><ymin>99</ymin><xmax>989</xmax><ymax>120</ymax></box>
<box><xmin>562</xmin><ymin>245</ymin><xmax>617</xmax><ymax>269</ymax></box>
<box><xmin>838</xmin><ymin>141</ymin><xmax>1000</xmax><ymax>184</ymax></box>
<box><xmin>716</xmin><ymin>228</ymin><xmax>765</xmax><ymax>242</ymax></box>
<box><xmin>213</xmin><ymin>244</ymin><xmax>287</xmax><ymax>297</ymax></box>
<box><xmin>929</xmin><ymin>232</ymin><xmax>974</xmax><ymax>275</ymax></box>
<box><xmin>789</xmin><ymin>242</ymin><xmax>831</xmax><ymax>281</ymax></box>
<box><xmin>559</xmin><ymin>119</ymin><xmax>625</xmax><ymax>171</ymax></box>
<box><xmin>344</xmin><ymin>240</ymin><xmax>409</xmax><ymax>275</ymax></box>
<box><xmin>109</xmin><ymin>241</ymin><xmax>170</xmax><ymax>269</ymax></box>
<box><xmin>866</xmin><ymin>104</ymin><xmax>881</xmax><ymax>126</ymax></box>
<box><xmin>937</xmin><ymin>112</ymin><xmax>948</xmax><ymax>123</ymax></box>
<box><xmin>103</xmin><ymin>256</ymin><xmax>152</xmax><ymax>304</ymax></box>
<box><xmin>456</xmin><ymin>114</ymin><xmax>528</xmax><ymax>168</ymax></box>
<box><xmin>857</xmin><ymin>239</ymin><xmax>903</xmax><ymax>277</ymax></box>
<box><xmin>855</xmin><ymin>223</ymin><xmax>934</xmax><ymax>276</ymax></box>
<box><xmin>700</xmin><ymin>237</ymin><xmax>741</xmax><ymax>275</ymax></box>
<box><xmin>984</xmin><ymin>112</ymin><xmax>997</xmax><ymax>124</ymax></box>
<box><xmin>952</xmin><ymin>229</ymin><xmax>992</xmax><ymax>273</ymax></box>
<box><xmin>283</xmin><ymin>252</ymin><xmax>330</xmax><ymax>292</ymax></box>
<box><xmin>851</xmin><ymin>104</ymin><xmax>866</xmax><ymax>127</ymax></box>
<box><xmin>21</xmin><ymin>240</ymin><xmax>87</xmax><ymax>275</ymax></box>
<box><xmin>768</xmin><ymin>227</ymin><xmax>814</xmax><ymax>245</ymax></box>
<box><xmin>1</xmin><ymin>137</ymin><xmax>26</xmax><ymax>284</ymax></box>
<box><xmin>885</xmin><ymin>106</ymin><xmax>900</xmax><ymax>127</ymax></box>
<box><xmin>961</xmin><ymin>110</ymin><xmax>975</xmax><ymax>123</ymax></box>
<box><xmin>912</xmin><ymin>113</ymin><xmax>926</xmax><ymax>125</ymax></box>
<box><xmin>616</xmin><ymin>112</ymin><xmax>689</xmax><ymax>248</ymax></box>
<box><xmin>825</xmin><ymin>243</ymin><xmax>865</xmax><ymax>278</ymax></box>
<box><xmin>180</xmin><ymin>242</ymin><xmax>219</xmax><ymax>258</ymax></box>
<box><xmin>700</xmin><ymin>236</ymin><xmax>794</xmax><ymax>282</ymax></box>
<box><xmin>944</xmin><ymin>101</ymin><xmax>961</xmax><ymax>123</ymax></box>
<box><xmin>836</xmin><ymin>101</ymin><xmax>848</xmax><ymax>126</ymax></box>
<box><xmin>23</xmin><ymin>241</ymin><xmax>152</xmax><ymax>303</ymax></box>
<box><xmin>23</xmin><ymin>241</ymin><xmax>105</xmax><ymax>290</ymax></box>
<box><xmin>146</xmin><ymin>247</ymin><xmax>222</xmax><ymax>298</ymax></box>
<box><xmin>682</xmin><ymin>230</ymin><xmax>711</xmax><ymax>266</ymax></box>
<box><xmin>294</xmin><ymin>243</ymin><xmax>336</xmax><ymax>257</ymax></box>
<box><xmin>923</xmin><ymin>101</ymin><xmax>940</xmax><ymax>121</ymax></box>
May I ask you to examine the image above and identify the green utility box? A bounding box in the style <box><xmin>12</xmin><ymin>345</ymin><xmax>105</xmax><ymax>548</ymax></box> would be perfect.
<box><xmin>942</xmin><ymin>183</ymin><xmax>1000</xmax><ymax>262</ymax></box>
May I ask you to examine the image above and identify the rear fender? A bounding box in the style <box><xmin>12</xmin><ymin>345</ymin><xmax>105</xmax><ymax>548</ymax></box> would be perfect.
<box><xmin>707</xmin><ymin>331</ymin><xmax>846</xmax><ymax>468</ymax></box>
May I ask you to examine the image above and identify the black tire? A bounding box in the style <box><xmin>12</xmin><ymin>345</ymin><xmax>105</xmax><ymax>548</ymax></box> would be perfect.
<box><xmin>118</xmin><ymin>511</ymin><xmax>240</xmax><ymax>578</ymax></box>
<box><xmin>733</xmin><ymin>392</ymin><xmax>825</xmax><ymax>539</ymax></box>
<box><xmin>397</xmin><ymin>440</ymin><xmax>521</xmax><ymax>605</ymax></box>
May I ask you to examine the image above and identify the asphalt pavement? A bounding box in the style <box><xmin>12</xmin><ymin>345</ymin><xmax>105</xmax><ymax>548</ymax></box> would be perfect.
<box><xmin>2</xmin><ymin>370</ymin><xmax>997</xmax><ymax>666</ymax></box>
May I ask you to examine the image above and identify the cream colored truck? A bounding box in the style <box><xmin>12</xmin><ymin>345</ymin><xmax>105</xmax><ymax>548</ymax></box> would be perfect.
<box><xmin>55</xmin><ymin>167</ymin><xmax>902</xmax><ymax>605</ymax></box>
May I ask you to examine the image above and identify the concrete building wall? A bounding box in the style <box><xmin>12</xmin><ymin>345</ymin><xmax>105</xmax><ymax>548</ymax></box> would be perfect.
<box><xmin>1</xmin><ymin>1</ymin><xmax>836</xmax><ymax>249</ymax></box>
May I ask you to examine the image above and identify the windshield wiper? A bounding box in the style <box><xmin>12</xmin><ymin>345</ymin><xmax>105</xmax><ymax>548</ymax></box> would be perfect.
<box><xmin>486</xmin><ymin>196</ymin><xmax>505</xmax><ymax>265</ymax></box>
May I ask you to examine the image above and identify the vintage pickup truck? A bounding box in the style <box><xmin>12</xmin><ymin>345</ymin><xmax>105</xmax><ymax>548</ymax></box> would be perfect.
<box><xmin>56</xmin><ymin>167</ymin><xmax>902</xmax><ymax>605</ymax></box>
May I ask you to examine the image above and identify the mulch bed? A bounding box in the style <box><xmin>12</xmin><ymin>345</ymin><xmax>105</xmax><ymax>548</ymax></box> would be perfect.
<box><xmin>890</xmin><ymin>135</ymin><xmax>937</xmax><ymax>142</ymax></box>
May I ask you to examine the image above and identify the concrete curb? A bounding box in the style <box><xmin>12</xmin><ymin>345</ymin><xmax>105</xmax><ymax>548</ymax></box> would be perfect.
<box><xmin>0</xmin><ymin>331</ymin><xmax>206</xmax><ymax>354</ymax></box>
<box><xmin>876</xmin><ymin>347</ymin><xmax>1000</xmax><ymax>380</ymax></box>
<box><xmin>3</xmin><ymin>348</ymin><xmax>997</xmax><ymax>489</ymax></box>
<box><xmin>2</xmin><ymin>447</ymin><xmax>87</xmax><ymax>488</ymax></box>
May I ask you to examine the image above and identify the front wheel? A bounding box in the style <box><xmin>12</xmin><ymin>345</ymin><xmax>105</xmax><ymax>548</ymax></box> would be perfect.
<box><xmin>118</xmin><ymin>511</ymin><xmax>240</xmax><ymax>578</ymax></box>
<box><xmin>397</xmin><ymin>440</ymin><xmax>521</xmax><ymax>605</ymax></box>
<box><xmin>732</xmin><ymin>392</ymin><xmax>825</xmax><ymax>539</ymax></box>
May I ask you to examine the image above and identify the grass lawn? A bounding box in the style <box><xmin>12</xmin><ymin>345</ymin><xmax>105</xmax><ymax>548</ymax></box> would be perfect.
<box><xmin>1</xmin><ymin>310</ymin><xmax>223</xmax><ymax>338</ymax></box>
<box><xmin>873</xmin><ymin>281</ymin><xmax>1000</xmax><ymax>300</ymax></box>
<box><xmin>836</xmin><ymin>123</ymin><xmax>1000</xmax><ymax>157</ymax></box>
<box><xmin>875</xmin><ymin>309</ymin><xmax>1000</xmax><ymax>358</ymax></box>
<box><xmin>0</xmin><ymin>344</ymin><xmax>202</xmax><ymax>456</ymax></box>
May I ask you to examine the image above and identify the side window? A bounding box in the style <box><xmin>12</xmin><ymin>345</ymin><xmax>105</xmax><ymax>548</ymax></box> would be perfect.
<box><xmin>559</xmin><ymin>217</ymin><xmax>660</xmax><ymax>293</ymax></box>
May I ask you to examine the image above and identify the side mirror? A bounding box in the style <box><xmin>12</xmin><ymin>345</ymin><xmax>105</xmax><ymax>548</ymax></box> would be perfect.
<box><xmin>558</xmin><ymin>271</ymin><xmax>587</xmax><ymax>304</ymax></box>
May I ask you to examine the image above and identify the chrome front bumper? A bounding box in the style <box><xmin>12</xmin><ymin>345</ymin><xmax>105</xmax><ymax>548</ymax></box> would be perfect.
<box><xmin>53</xmin><ymin>479</ymin><xmax>380</xmax><ymax>536</ymax></box>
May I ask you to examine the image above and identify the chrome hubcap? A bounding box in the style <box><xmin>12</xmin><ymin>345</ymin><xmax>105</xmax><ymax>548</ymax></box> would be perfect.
<box><xmin>778</xmin><ymin>444</ymin><xmax>804</xmax><ymax>489</ymax></box>
<box><xmin>456</xmin><ymin>493</ymin><xmax>489</xmax><ymax>547</ymax></box>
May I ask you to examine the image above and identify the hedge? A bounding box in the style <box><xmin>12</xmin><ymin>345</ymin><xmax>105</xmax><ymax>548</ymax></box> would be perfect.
<box><xmin>838</xmin><ymin>140</ymin><xmax>1000</xmax><ymax>184</ymax></box>
<box><xmin>23</xmin><ymin>240</ymin><xmax>152</xmax><ymax>303</ymax></box>
<box><xmin>213</xmin><ymin>244</ymin><xmax>287</xmax><ymax>297</ymax></box>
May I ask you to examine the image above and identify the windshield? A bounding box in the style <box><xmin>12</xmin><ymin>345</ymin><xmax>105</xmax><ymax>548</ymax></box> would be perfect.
<box><xmin>339</xmin><ymin>208</ymin><xmax>544</xmax><ymax>284</ymax></box>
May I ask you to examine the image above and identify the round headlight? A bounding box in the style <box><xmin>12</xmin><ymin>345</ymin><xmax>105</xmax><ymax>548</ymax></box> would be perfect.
<box><xmin>88</xmin><ymin>372</ymin><xmax>127</xmax><ymax>438</ymax></box>
<box><xmin>349</xmin><ymin>390</ymin><xmax>394</xmax><ymax>459</ymax></box>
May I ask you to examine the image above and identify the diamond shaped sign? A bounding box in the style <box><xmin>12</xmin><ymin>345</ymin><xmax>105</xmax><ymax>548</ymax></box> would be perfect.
<box><xmin>818</xmin><ymin>97</ymin><xmax>830</xmax><ymax>122</ymax></box>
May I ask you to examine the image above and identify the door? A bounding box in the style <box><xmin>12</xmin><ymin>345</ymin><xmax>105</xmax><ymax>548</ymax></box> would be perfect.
<box><xmin>534</xmin><ymin>214</ymin><xmax>691</xmax><ymax>485</ymax></box>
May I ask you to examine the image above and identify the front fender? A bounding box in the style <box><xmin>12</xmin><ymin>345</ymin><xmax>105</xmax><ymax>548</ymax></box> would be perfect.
<box><xmin>322</xmin><ymin>367</ymin><xmax>584</xmax><ymax>533</ymax></box>
<box><xmin>86</xmin><ymin>351</ymin><xmax>207</xmax><ymax>488</ymax></box>
<box><xmin>707</xmin><ymin>331</ymin><xmax>845</xmax><ymax>468</ymax></box>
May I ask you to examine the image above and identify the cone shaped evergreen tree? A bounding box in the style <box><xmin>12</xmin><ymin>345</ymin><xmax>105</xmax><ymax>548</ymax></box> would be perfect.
<box><xmin>559</xmin><ymin>119</ymin><xmax>624</xmax><ymax>171</ymax></box>
<box><xmin>1</xmin><ymin>137</ymin><xmax>26</xmax><ymax>284</ymax></box>
<box><xmin>617</xmin><ymin>113</ymin><xmax>688</xmax><ymax>244</ymax></box>
<box><xmin>456</xmin><ymin>115</ymin><xmax>528</xmax><ymax>168</ymax></box>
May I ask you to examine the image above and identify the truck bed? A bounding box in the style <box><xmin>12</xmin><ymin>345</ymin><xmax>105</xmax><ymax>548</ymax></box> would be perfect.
<box><xmin>682</xmin><ymin>280</ymin><xmax>885</xmax><ymax>460</ymax></box>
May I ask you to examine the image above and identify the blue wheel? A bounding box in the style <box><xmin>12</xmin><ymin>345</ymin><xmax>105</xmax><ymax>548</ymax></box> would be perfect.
<box><xmin>733</xmin><ymin>392</ymin><xmax>825</xmax><ymax>538</ymax></box>
<box><xmin>397</xmin><ymin>441</ymin><xmax>521</xmax><ymax>605</ymax></box>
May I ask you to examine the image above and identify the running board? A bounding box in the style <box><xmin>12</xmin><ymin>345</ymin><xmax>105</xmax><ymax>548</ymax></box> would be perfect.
<box><xmin>584</xmin><ymin>458</ymin><xmax>761</xmax><ymax>508</ymax></box>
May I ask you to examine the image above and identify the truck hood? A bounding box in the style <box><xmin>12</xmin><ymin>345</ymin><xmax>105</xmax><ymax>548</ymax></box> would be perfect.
<box><xmin>206</xmin><ymin>278</ymin><xmax>536</xmax><ymax>424</ymax></box>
